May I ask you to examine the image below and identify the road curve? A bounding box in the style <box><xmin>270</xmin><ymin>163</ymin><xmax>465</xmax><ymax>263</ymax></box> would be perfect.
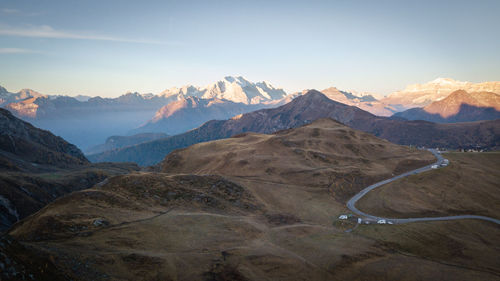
<box><xmin>346</xmin><ymin>149</ymin><xmax>500</xmax><ymax>225</ymax></box>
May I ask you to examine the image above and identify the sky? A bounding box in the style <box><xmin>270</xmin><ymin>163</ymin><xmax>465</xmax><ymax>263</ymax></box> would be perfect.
<box><xmin>0</xmin><ymin>0</ymin><xmax>499</xmax><ymax>97</ymax></box>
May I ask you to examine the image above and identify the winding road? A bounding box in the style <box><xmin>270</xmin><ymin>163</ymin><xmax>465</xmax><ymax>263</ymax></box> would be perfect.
<box><xmin>346</xmin><ymin>149</ymin><xmax>500</xmax><ymax>225</ymax></box>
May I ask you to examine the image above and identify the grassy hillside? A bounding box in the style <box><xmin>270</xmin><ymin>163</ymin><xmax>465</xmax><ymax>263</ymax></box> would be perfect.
<box><xmin>3</xmin><ymin>120</ymin><xmax>498</xmax><ymax>281</ymax></box>
<box><xmin>356</xmin><ymin>152</ymin><xmax>500</xmax><ymax>219</ymax></box>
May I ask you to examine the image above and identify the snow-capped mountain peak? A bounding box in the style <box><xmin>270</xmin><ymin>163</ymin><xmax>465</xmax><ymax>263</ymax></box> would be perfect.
<box><xmin>159</xmin><ymin>76</ymin><xmax>287</xmax><ymax>105</ymax></box>
<box><xmin>430</xmin><ymin>77</ymin><xmax>461</xmax><ymax>85</ymax></box>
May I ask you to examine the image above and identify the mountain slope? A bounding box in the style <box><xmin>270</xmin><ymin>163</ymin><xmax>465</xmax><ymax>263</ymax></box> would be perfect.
<box><xmin>131</xmin><ymin>96</ymin><xmax>271</xmax><ymax>135</ymax></box>
<box><xmin>393</xmin><ymin>90</ymin><xmax>500</xmax><ymax>123</ymax></box>
<box><xmin>161</xmin><ymin>118</ymin><xmax>434</xmax><ymax>193</ymax></box>
<box><xmin>0</xmin><ymin>108</ymin><xmax>88</xmax><ymax>169</ymax></box>
<box><xmin>84</xmin><ymin>133</ymin><xmax>169</xmax><ymax>155</ymax></box>
<box><xmin>382</xmin><ymin>78</ymin><xmax>500</xmax><ymax>110</ymax></box>
<box><xmin>7</xmin><ymin>119</ymin><xmax>498</xmax><ymax>280</ymax></box>
<box><xmin>0</xmin><ymin>87</ymin><xmax>44</xmax><ymax>107</ymax></box>
<box><xmin>11</xmin><ymin>119</ymin><xmax>477</xmax><ymax>281</ymax></box>
<box><xmin>321</xmin><ymin>87</ymin><xmax>396</xmax><ymax>116</ymax></box>
<box><xmin>0</xmin><ymin>108</ymin><xmax>139</xmax><ymax>231</ymax></box>
<box><xmin>89</xmin><ymin>91</ymin><xmax>500</xmax><ymax>166</ymax></box>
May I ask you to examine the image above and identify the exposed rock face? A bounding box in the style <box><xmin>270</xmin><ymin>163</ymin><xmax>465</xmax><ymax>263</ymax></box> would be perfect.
<box><xmin>394</xmin><ymin>90</ymin><xmax>500</xmax><ymax>123</ymax></box>
<box><xmin>382</xmin><ymin>78</ymin><xmax>500</xmax><ymax>110</ymax></box>
<box><xmin>89</xmin><ymin>91</ymin><xmax>500</xmax><ymax>166</ymax></box>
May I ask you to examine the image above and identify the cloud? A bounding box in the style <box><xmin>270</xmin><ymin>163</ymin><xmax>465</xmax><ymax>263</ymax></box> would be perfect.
<box><xmin>1</xmin><ymin>8</ymin><xmax>44</xmax><ymax>16</ymax></box>
<box><xmin>1</xmin><ymin>8</ymin><xmax>19</xmax><ymax>14</ymax></box>
<box><xmin>0</xmin><ymin>48</ymin><xmax>37</xmax><ymax>54</ymax></box>
<box><xmin>0</xmin><ymin>24</ymin><xmax>180</xmax><ymax>45</ymax></box>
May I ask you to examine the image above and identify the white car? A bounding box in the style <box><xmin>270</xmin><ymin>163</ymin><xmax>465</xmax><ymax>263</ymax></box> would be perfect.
<box><xmin>377</xmin><ymin>219</ymin><xmax>386</xmax><ymax>224</ymax></box>
<box><xmin>431</xmin><ymin>165</ymin><xmax>438</xmax><ymax>169</ymax></box>
<box><xmin>387</xmin><ymin>221</ymin><xmax>394</xmax><ymax>225</ymax></box>
<box><xmin>338</xmin><ymin>215</ymin><xmax>348</xmax><ymax>220</ymax></box>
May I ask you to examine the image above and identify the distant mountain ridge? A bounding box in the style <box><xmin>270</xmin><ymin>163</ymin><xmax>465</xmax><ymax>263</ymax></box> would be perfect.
<box><xmin>89</xmin><ymin>91</ymin><xmax>500</xmax><ymax>166</ymax></box>
<box><xmin>132</xmin><ymin>95</ymin><xmax>285</xmax><ymax>136</ymax></box>
<box><xmin>320</xmin><ymin>87</ymin><xmax>397</xmax><ymax>116</ymax></box>
<box><xmin>0</xmin><ymin>76</ymin><xmax>289</xmax><ymax>149</ymax></box>
<box><xmin>394</xmin><ymin>90</ymin><xmax>500</xmax><ymax>123</ymax></box>
<box><xmin>382</xmin><ymin>78</ymin><xmax>500</xmax><ymax>110</ymax></box>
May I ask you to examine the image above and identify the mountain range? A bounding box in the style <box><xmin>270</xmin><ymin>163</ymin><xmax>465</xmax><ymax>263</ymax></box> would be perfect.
<box><xmin>159</xmin><ymin>76</ymin><xmax>287</xmax><ymax>104</ymax></box>
<box><xmin>0</xmin><ymin>76</ymin><xmax>290</xmax><ymax>150</ymax></box>
<box><xmin>394</xmin><ymin>90</ymin><xmax>500</xmax><ymax>123</ymax></box>
<box><xmin>1</xmin><ymin>82</ymin><xmax>499</xmax><ymax>281</ymax></box>
<box><xmin>3</xmin><ymin>77</ymin><xmax>499</xmax><ymax>152</ymax></box>
<box><xmin>381</xmin><ymin>78</ymin><xmax>500</xmax><ymax>110</ymax></box>
<box><xmin>129</xmin><ymin>95</ymin><xmax>283</xmax><ymax>136</ymax></box>
<box><xmin>88</xmin><ymin>91</ymin><xmax>500</xmax><ymax>166</ymax></box>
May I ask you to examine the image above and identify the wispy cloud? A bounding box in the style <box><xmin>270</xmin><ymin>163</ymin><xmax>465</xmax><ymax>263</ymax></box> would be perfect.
<box><xmin>0</xmin><ymin>48</ymin><xmax>37</xmax><ymax>54</ymax></box>
<box><xmin>0</xmin><ymin>24</ymin><xmax>180</xmax><ymax>45</ymax></box>
<box><xmin>2</xmin><ymin>8</ymin><xmax>19</xmax><ymax>14</ymax></box>
<box><xmin>1</xmin><ymin>8</ymin><xmax>43</xmax><ymax>16</ymax></box>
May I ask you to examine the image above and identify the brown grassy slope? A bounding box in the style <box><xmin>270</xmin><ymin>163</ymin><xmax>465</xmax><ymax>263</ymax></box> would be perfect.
<box><xmin>351</xmin><ymin>220</ymin><xmax>500</xmax><ymax>280</ymax></box>
<box><xmin>5</xmin><ymin>120</ymin><xmax>498</xmax><ymax>281</ymax></box>
<box><xmin>0</xmin><ymin>162</ymin><xmax>139</xmax><ymax>232</ymax></box>
<box><xmin>161</xmin><ymin>118</ymin><xmax>435</xmax><ymax>202</ymax></box>
<box><xmin>7</xmin><ymin>172</ymin><xmax>500</xmax><ymax>281</ymax></box>
<box><xmin>356</xmin><ymin>152</ymin><xmax>500</xmax><ymax>219</ymax></box>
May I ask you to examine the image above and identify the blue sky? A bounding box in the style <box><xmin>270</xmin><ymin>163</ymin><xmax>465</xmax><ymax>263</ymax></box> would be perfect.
<box><xmin>0</xmin><ymin>0</ymin><xmax>499</xmax><ymax>97</ymax></box>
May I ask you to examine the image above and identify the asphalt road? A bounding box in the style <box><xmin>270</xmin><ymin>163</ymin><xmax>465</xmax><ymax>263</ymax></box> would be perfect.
<box><xmin>346</xmin><ymin>149</ymin><xmax>500</xmax><ymax>225</ymax></box>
